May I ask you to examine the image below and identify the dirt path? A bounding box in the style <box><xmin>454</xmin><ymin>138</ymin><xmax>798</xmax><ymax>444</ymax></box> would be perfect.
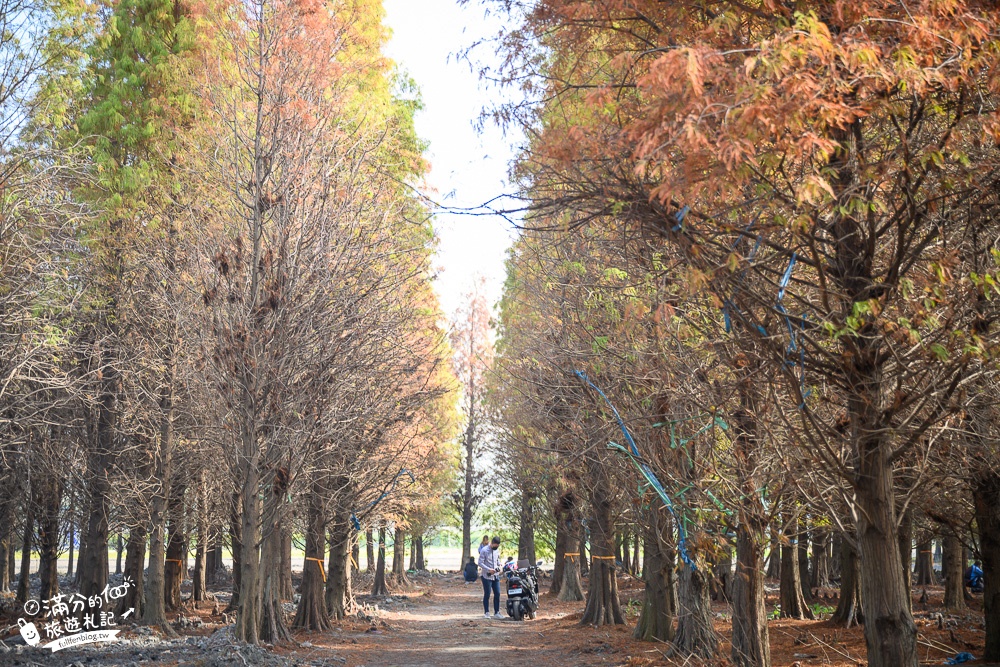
<box><xmin>348</xmin><ymin>580</ymin><xmax>539</xmax><ymax>666</ymax></box>
<box><xmin>322</xmin><ymin>575</ymin><xmax>640</xmax><ymax>667</ymax></box>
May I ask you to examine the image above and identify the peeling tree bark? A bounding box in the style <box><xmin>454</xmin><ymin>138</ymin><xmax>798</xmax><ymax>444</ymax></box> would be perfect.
<box><xmin>551</xmin><ymin>491</ymin><xmax>574</xmax><ymax>596</ymax></box>
<box><xmin>580</xmin><ymin>462</ymin><xmax>624</xmax><ymax>626</ymax></box>
<box><xmin>258</xmin><ymin>516</ymin><xmax>291</xmax><ymax>644</ymax></box>
<box><xmin>633</xmin><ymin>505</ymin><xmax>674</xmax><ymax>643</ymax></box>
<box><xmin>557</xmin><ymin>495</ymin><xmax>584</xmax><ymax>603</ymax></box>
<box><xmin>293</xmin><ymin>477</ymin><xmax>330</xmax><ymax>630</ymax></box>
<box><xmin>119</xmin><ymin>527</ymin><xmax>146</xmax><ymax>618</ymax></box>
<box><xmin>164</xmin><ymin>481</ymin><xmax>187</xmax><ymax>612</ymax></box>
<box><xmin>673</xmin><ymin>562</ymin><xmax>718</xmax><ymax>658</ymax></box>
<box><xmin>326</xmin><ymin>512</ymin><xmax>355</xmax><ymax>620</ymax></box>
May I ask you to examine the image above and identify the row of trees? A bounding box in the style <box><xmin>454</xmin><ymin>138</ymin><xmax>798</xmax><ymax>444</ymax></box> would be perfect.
<box><xmin>0</xmin><ymin>0</ymin><xmax>457</xmax><ymax>646</ymax></box>
<box><xmin>480</xmin><ymin>2</ymin><xmax>1000</xmax><ymax>667</ymax></box>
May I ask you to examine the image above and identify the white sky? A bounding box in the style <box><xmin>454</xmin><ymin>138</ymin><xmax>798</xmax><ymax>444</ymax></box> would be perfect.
<box><xmin>382</xmin><ymin>0</ymin><xmax>521</xmax><ymax>319</ymax></box>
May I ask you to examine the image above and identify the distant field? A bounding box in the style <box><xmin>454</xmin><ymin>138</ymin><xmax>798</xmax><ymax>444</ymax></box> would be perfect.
<box><xmin>11</xmin><ymin>543</ymin><xmax>467</xmax><ymax>577</ymax></box>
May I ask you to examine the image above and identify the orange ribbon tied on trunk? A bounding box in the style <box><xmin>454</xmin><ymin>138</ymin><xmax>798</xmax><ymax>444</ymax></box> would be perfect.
<box><xmin>305</xmin><ymin>557</ymin><xmax>327</xmax><ymax>582</ymax></box>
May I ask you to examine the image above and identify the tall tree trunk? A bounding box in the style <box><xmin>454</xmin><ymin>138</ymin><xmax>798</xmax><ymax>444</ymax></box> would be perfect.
<box><xmin>797</xmin><ymin>527</ymin><xmax>812</xmax><ymax>602</ymax></box>
<box><xmin>558</xmin><ymin>496</ymin><xmax>584</xmax><ymax>603</ymax></box>
<box><xmin>258</xmin><ymin>505</ymin><xmax>291</xmax><ymax>644</ymax></box>
<box><xmin>119</xmin><ymin>527</ymin><xmax>146</xmax><ymax>618</ymax></box>
<box><xmin>207</xmin><ymin>536</ymin><xmax>223</xmax><ymax>586</ymax></box>
<box><xmin>973</xmin><ymin>471</ymin><xmax>1000</xmax><ymax>661</ymax></box>
<box><xmin>391</xmin><ymin>526</ymin><xmax>409</xmax><ymax>586</ymax></box>
<box><xmin>845</xmin><ymin>368</ymin><xmax>913</xmax><ymax>663</ymax></box>
<box><xmin>633</xmin><ymin>505</ymin><xmax>674</xmax><ymax>643</ymax></box>
<box><xmin>16</xmin><ymin>504</ymin><xmax>32</xmax><ymax>604</ymax></box>
<box><xmin>898</xmin><ymin>507</ymin><xmax>912</xmax><ymax>607</ymax></box>
<box><xmin>673</xmin><ymin>562</ymin><xmax>718</xmax><ymax>658</ymax></box>
<box><xmin>779</xmin><ymin>516</ymin><xmax>813</xmax><ymax>619</ymax></box>
<box><xmin>372</xmin><ymin>524</ymin><xmax>389</xmax><ymax>596</ymax></box>
<box><xmin>943</xmin><ymin>532</ymin><xmax>965</xmax><ymax>610</ymax></box>
<box><xmin>141</xmin><ymin>387</ymin><xmax>175</xmax><ymax>629</ymax></box>
<box><xmin>712</xmin><ymin>548</ymin><xmax>733</xmax><ymax>602</ymax></box>
<box><xmin>279</xmin><ymin>522</ymin><xmax>293</xmax><ymax>601</ymax></box>
<box><xmin>115</xmin><ymin>534</ymin><xmax>123</xmax><ymax>575</ymax></box>
<box><xmin>580</xmin><ymin>461</ymin><xmax>624</xmax><ymax>626</ymax></box>
<box><xmin>74</xmin><ymin>528</ymin><xmax>86</xmax><ymax>588</ymax></box>
<box><xmin>616</xmin><ymin>531</ymin><xmax>627</xmax><ymax>571</ymax></box>
<box><xmin>365</xmin><ymin>529</ymin><xmax>374</xmax><ymax>572</ymax></box>
<box><xmin>206</xmin><ymin>536</ymin><xmax>217</xmax><ymax>586</ymax></box>
<box><xmin>414</xmin><ymin>535</ymin><xmax>425</xmax><ymax>571</ymax></box>
<box><xmin>732</xmin><ymin>520</ymin><xmax>770</xmax><ymax>667</ymax></box>
<box><xmin>831</xmin><ymin>536</ymin><xmax>863</xmax><ymax>627</ymax></box>
<box><xmin>326</xmin><ymin>512</ymin><xmax>354</xmax><ymax>620</ymax></box>
<box><xmin>235</xmin><ymin>465</ymin><xmax>262</xmax><ymax>644</ymax></box>
<box><xmin>632</xmin><ymin>532</ymin><xmax>641</xmax><ymax>576</ymax></box>
<box><xmin>0</xmin><ymin>511</ymin><xmax>9</xmax><ymax>593</ymax></box>
<box><xmin>227</xmin><ymin>491</ymin><xmax>242</xmax><ymax>614</ymax></box>
<box><xmin>915</xmin><ymin>537</ymin><xmax>935</xmax><ymax>585</ymax></box>
<box><xmin>550</xmin><ymin>493</ymin><xmax>571</xmax><ymax>595</ymax></box>
<box><xmin>37</xmin><ymin>474</ymin><xmax>62</xmax><ymax>602</ymax></box>
<box><xmin>518</xmin><ymin>492</ymin><xmax>535</xmax><ymax>566</ymax></box>
<box><xmin>729</xmin><ymin>374</ymin><xmax>771</xmax><ymax>667</ymax></box>
<box><xmin>551</xmin><ymin>541</ymin><xmax>566</xmax><ymax>594</ymax></box>
<box><xmin>408</xmin><ymin>534</ymin><xmax>416</xmax><ymax>571</ymax></box>
<box><xmin>164</xmin><ymin>481</ymin><xmax>187</xmax><ymax>611</ymax></box>
<box><xmin>193</xmin><ymin>472</ymin><xmax>208</xmax><ymax>604</ymax></box>
<box><xmin>66</xmin><ymin>508</ymin><xmax>74</xmax><ymax>581</ymax></box>
<box><xmin>79</xmin><ymin>351</ymin><xmax>117</xmax><ymax>606</ymax></box>
<box><xmin>765</xmin><ymin>524</ymin><xmax>780</xmax><ymax>579</ymax></box>
<box><xmin>8</xmin><ymin>526</ymin><xmax>15</xmax><ymax>589</ymax></box>
<box><xmin>460</xmin><ymin>425</ymin><xmax>475</xmax><ymax>570</ymax></box>
<box><xmin>293</xmin><ymin>477</ymin><xmax>329</xmax><ymax>630</ymax></box>
<box><xmin>811</xmin><ymin>529</ymin><xmax>830</xmax><ymax>589</ymax></box>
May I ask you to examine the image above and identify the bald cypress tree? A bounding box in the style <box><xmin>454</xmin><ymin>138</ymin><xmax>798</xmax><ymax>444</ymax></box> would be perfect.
<box><xmin>76</xmin><ymin>0</ymin><xmax>197</xmax><ymax>629</ymax></box>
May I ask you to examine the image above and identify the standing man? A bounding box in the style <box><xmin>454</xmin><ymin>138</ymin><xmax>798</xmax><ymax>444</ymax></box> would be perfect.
<box><xmin>478</xmin><ymin>536</ymin><xmax>503</xmax><ymax>619</ymax></box>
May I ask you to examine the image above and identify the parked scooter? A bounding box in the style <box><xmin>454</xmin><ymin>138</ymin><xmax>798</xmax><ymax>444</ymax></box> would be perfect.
<box><xmin>504</xmin><ymin>559</ymin><xmax>541</xmax><ymax>621</ymax></box>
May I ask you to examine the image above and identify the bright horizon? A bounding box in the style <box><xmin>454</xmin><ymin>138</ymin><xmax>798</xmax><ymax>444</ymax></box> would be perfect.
<box><xmin>382</xmin><ymin>0</ymin><xmax>521</xmax><ymax>321</ymax></box>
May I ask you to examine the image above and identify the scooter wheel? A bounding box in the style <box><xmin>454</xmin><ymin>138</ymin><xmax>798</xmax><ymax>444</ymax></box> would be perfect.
<box><xmin>525</xmin><ymin>607</ymin><xmax>535</xmax><ymax>620</ymax></box>
<box><xmin>512</xmin><ymin>602</ymin><xmax>523</xmax><ymax>621</ymax></box>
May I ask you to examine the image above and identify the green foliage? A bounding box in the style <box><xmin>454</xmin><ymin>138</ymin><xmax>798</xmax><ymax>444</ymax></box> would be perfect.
<box><xmin>77</xmin><ymin>0</ymin><xmax>194</xmax><ymax>218</ymax></box>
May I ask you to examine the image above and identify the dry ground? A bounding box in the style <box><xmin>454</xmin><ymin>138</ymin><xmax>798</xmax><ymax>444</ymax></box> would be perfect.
<box><xmin>1</xmin><ymin>570</ymin><xmax>995</xmax><ymax>666</ymax></box>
